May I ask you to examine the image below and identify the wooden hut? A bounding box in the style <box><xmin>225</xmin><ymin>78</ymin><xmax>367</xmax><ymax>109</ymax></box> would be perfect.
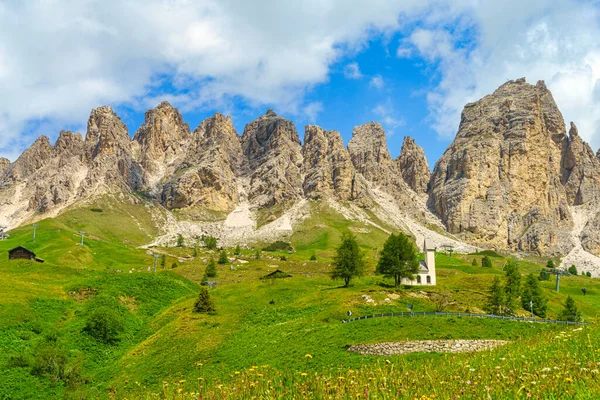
<box><xmin>8</xmin><ymin>246</ymin><xmax>44</xmax><ymax>263</ymax></box>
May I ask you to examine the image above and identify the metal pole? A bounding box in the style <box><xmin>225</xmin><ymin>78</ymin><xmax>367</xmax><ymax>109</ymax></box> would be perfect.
<box><xmin>152</xmin><ymin>254</ymin><xmax>160</xmax><ymax>273</ymax></box>
<box><xmin>33</xmin><ymin>224</ymin><xmax>38</xmax><ymax>242</ymax></box>
<box><xmin>530</xmin><ymin>300</ymin><xmax>533</xmax><ymax>318</ymax></box>
<box><xmin>78</xmin><ymin>231</ymin><xmax>87</xmax><ymax>246</ymax></box>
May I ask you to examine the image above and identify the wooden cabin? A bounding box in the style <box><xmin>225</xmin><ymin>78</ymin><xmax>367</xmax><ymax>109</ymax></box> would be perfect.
<box><xmin>8</xmin><ymin>246</ymin><xmax>44</xmax><ymax>263</ymax></box>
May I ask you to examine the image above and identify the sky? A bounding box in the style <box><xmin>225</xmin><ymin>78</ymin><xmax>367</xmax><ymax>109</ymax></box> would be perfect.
<box><xmin>1</xmin><ymin>0</ymin><xmax>600</xmax><ymax>166</ymax></box>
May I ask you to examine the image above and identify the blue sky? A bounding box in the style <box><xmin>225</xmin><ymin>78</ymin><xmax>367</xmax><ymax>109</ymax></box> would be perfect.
<box><xmin>115</xmin><ymin>34</ymin><xmax>442</xmax><ymax>162</ymax></box>
<box><xmin>2</xmin><ymin>1</ymin><xmax>600</xmax><ymax>166</ymax></box>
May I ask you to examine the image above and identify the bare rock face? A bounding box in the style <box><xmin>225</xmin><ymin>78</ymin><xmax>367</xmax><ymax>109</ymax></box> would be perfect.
<box><xmin>397</xmin><ymin>136</ymin><xmax>430</xmax><ymax>194</ymax></box>
<box><xmin>158</xmin><ymin>113</ymin><xmax>242</xmax><ymax>212</ymax></box>
<box><xmin>347</xmin><ymin>122</ymin><xmax>416</xmax><ymax>209</ymax></box>
<box><xmin>429</xmin><ymin>78</ymin><xmax>572</xmax><ymax>255</ymax></box>
<box><xmin>83</xmin><ymin>106</ymin><xmax>140</xmax><ymax>192</ymax></box>
<box><xmin>0</xmin><ymin>158</ymin><xmax>10</xmax><ymax>177</ymax></box>
<box><xmin>302</xmin><ymin>125</ymin><xmax>360</xmax><ymax>200</ymax></box>
<box><xmin>241</xmin><ymin>110</ymin><xmax>304</xmax><ymax>207</ymax></box>
<box><xmin>561</xmin><ymin>122</ymin><xmax>600</xmax><ymax>205</ymax></box>
<box><xmin>133</xmin><ymin>101</ymin><xmax>190</xmax><ymax>187</ymax></box>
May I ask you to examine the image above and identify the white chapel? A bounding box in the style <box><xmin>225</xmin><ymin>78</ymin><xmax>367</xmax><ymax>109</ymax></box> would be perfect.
<box><xmin>401</xmin><ymin>239</ymin><xmax>436</xmax><ymax>286</ymax></box>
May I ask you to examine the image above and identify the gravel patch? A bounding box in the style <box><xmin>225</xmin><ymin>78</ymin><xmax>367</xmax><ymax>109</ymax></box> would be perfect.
<box><xmin>348</xmin><ymin>340</ymin><xmax>509</xmax><ymax>356</ymax></box>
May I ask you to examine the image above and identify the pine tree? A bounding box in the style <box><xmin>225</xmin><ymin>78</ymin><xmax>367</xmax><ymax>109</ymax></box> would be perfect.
<box><xmin>192</xmin><ymin>246</ymin><xmax>198</xmax><ymax>257</ymax></box>
<box><xmin>331</xmin><ymin>233</ymin><xmax>365</xmax><ymax>287</ymax></box>
<box><xmin>376</xmin><ymin>233</ymin><xmax>420</xmax><ymax>286</ymax></box>
<box><xmin>193</xmin><ymin>287</ymin><xmax>215</xmax><ymax>313</ymax></box>
<box><xmin>568</xmin><ymin>265</ymin><xmax>578</xmax><ymax>275</ymax></box>
<box><xmin>310</xmin><ymin>251</ymin><xmax>317</xmax><ymax>261</ymax></box>
<box><xmin>218</xmin><ymin>250</ymin><xmax>228</xmax><ymax>264</ymax></box>
<box><xmin>503</xmin><ymin>261</ymin><xmax>521</xmax><ymax>315</ymax></box>
<box><xmin>206</xmin><ymin>258</ymin><xmax>217</xmax><ymax>278</ymax></box>
<box><xmin>486</xmin><ymin>276</ymin><xmax>506</xmax><ymax>315</ymax></box>
<box><xmin>255</xmin><ymin>249</ymin><xmax>261</xmax><ymax>259</ymax></box>
<box><xmin>558</xmin><ymin>295</ymin><xmax>581</xmax><ymax>322</ymax></box>
<box><xmin>481</xmin><ymin>256</ymin><xmax>493</xmax><ymax>268</ymax></box>
<box><xmin>177</xmin><ymin>234</ymin><xmax>184</xmax><ymax>247</ymax></box>
<box><xmin>171</xmin><ymin>262</ymin><xmax>178</xmax><ymax>269</ymax></box>
<box><xmin>538</xmin><ymin>269</ymin><xmax>550</xmax><ymax>281</ymax></box>
<box><xmin>160</xmin><ymin>254</ymin><xmax>166</xmax><ymax>268</ymax></box>
<box><xmin>234</xmin><ymin>244</ymin><xmax>241</xmax><ymax>256</ymax></box>
<box><xmin>471</xmin><ymin>258</ymin><xmax>478</xmax><ymax>267</ymax></box>
<box><xmin>521</xmin><ymin>273</ymin><xmax>547</xmax><ymax>318</ymax></box>
<box><xmin>546</xmin><ymin>259</ymin><xmax>555</xmax><ymax>269</ymax></box>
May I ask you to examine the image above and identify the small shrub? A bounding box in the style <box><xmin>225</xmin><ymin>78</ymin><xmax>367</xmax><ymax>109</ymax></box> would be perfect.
<box><xmin>538</xmin><ymin>269</ymin><xmax>550</xmax><ymax>281</ymax></box>
<box><xmin>177</xmin><ymin>234</ymin><xmax>184</xmax><ymax>247</ymax></box>
<box><xmin>568</xmin><ymin>265</ymin><xmax>578</xmax><ymax>275</ymax></box>
<box><xmin>160</xmin><ymin>254</ymin><xmax>166</xmax><ymax>268</ymax></box>
<box><xmin>193</xmin><ymin>287</ymin><xmax>215</xmax><ymax>313</ymax></box>
<box><xmin>218</xmin><ymin>251</ymin><xmax>228</xmax><ymax>264</ymax></box>
<box><xmin>586</xmin><ymin>271</ymin><xmax>592</xmax><ymax>277</ymax></box>
<box><xmin>8</xmin><ymin>353</ymin><xmax>30</xmax><ymax>368</ymax></box>
<box><xmin>471</xmin><ymin>258</ymin><xmax>478</xmax><ymax>267</ymax></box>
<box><xmin>31</xmin><ymin>344</ymin><xmax>69</xmax><ymax>381</ymax></box>
<box><xmin>206</xmin><ymin>258</ymin><xmax>217</xmax><ymax>278</ymax></box>
<box><xmin>546</xmin><ymin>259</ymin><xmax>555</xmax><ymax>269</ymax></box>
<box><xmin>481</xmin><ymin>256</ymin><xmax>493</xmax><ymax>268</ymax></box>
<box><xmin>192</xmin><ymin>246</ymin><xmax>198</xmax><ymax>257</ymax></box>
<box><xmin>83</xmin><ymin>307</ymin><xmax>124</xmax><ymax>344</ymax></box>
<box><xmin>262</xmin><ymin>241</ymin><xmax>293</xmax><ymax>252</ymax></box>
<box><xmin>90</xmin><ymin>208</ymin><xmax>103</xmax><ymax>213</ymax></box>
<box><xmin>280</xmin><ymin>255</ymin><xmax>287</xmax><ymax>261</ymax></box>
<box><xmin>203</xmin><ymin>236</ymin><xmax>218</xmax><ymax>250</ymax></box>
<box><xmin>234</xmin><ymin>245</ymin><xmax>241</xmax><ymax>255</ymax></box>
<box><xmin>255</xmin><ymin>249</ymin><xmax>261</xmax><ymax>259</ymax></box>
<box><xmin>171</xmin><ymin>262</ymin><xmax>178</xmax><ymax>269</ymax></box>
<box><xmin>310</xmin><ymin>252</ymin><xmax>317</xmax><ymax>261</ymax></box>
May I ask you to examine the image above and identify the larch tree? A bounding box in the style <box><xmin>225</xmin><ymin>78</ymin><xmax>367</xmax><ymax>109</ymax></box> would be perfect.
<box><xmin>376</xmin><ymin>233</ymin><xmax>419</xmax><ymax>287</ymax></box>
<box><xmin>331</xmin><ymin>233</ymin><xmax>365</xmax><ymax>287</ymax></box>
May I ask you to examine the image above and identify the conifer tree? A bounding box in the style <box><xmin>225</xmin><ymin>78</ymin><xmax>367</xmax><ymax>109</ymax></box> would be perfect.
<box><xmin>255</xmin><ymin>249</ymin><xmax>261</xmax><ymax>259</ymax></box>
<box><xmin>486</xmin><ymin>276</ymin><xmax>505</xmax><ymax>315</ymax></box>
<box><xmin>546</xmin><ymin>259</ymin><xmax>555</xmax><ymax>269</ymax></box>
<box><xmin>234</xmin><ymin>244</ymin><xmax>241</xmax><ymax>256</ymax></box>
<box><xmin>331</xmin><ymin>233</ymin><xmax>365</xmax><ymax>287</ymax></box>
<box><xmin>177</xmin><ymin>234</ymin><xmax>184</xmax><ymax>247</ymax></box>
<box><xmin>482</xmin><ymin>256</ymin><xmax>493</xmax><ymax>268</ymax></box>
<box><xmin>218</xmin><ymin>250</ymin><xmax>228</xmax><ymax>264</ymax></box>
<box><xmin>472</xmin><ymin>258</ymin><xmax>478</xmax><ymax>267</ymax></box>
<box><xmin>193</xmin><ymin>287</ymin><xmax>215</xmax><ymax>313</ymax></box>
<box><xmin>558</xmin><ymin>295</ymin><xmax>581</xmax><ymax>322</ymax></box>
<box><xmin>376</xmin><ymin>233</ymin><xmax>419</xmax><ymax>286</ymax></box>
<box><xmin>568</xmin><ymin>265</ymin><xmax>578</xmax><ymax>275</ymax></box>
<box><xmin>160</xmin><ymin>254</ymin><xmax>166</xmax><ymax>268</ymax></box>
<box><xmin>206</xmin><ymin>258</ymin><xmax>217</xmax><ymax>278</ymax></box>
<box><xmin>521</xmin><ymin>273</ymin><xmax>547</xmax><ymax>317</ymax></box>
<box><xmin>504</xmin><ymin>261</ymin><xmax>521</xmax><ymax>314</ymax></box>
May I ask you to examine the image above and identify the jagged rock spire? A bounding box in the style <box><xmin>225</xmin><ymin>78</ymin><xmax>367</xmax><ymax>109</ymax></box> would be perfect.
<box><xmin>397</xmin><ymin>136</ymin><xmax>430</xmax><ymax>194</ymax></box>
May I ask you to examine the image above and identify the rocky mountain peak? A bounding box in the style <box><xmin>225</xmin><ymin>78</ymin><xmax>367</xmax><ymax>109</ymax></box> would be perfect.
<box><xmin>569</xmin><ymin>121</ymin><xmax>579</xmax><ymax>138</ymax></box>
<box><xmin>347</xmin><ymin>122</ymin><xmax>391</xmax><ymax>183</ymax></box>
<box><xmin>84</xmin><ymin>106</ymin><xmax>131</xmax><ymax>162</ymax></box>
<box><xmin>397</xmin><ymin>136</ymin><xmax>430</xmax><ymax>194</ymax></box>
<box><xmin>429</xmin><ymin>77</ymin><xmax>572</xmax><ymax>255</ymax></box>
<box><xmin>54</xmin><ymin>130</ymin><xmax>84</xmax><ymax>156</ymax></box>
<box><xmin>133</xmin><ymin>102</ymin><xmax>190</xmax><ymax>187</ymax></box>
<box><xmin>0</xmin><ymin>158</ymin><xmax>9</xmax><ymax>177</ymax></box>
<box><xmin>265</xmin><ymin>109</ymin><xmax>277</xmax><ymax>117</ymax></box>
<box><xmin>562</xmin><ymin>121</ymin><xmax>600</xmax><ymax>205</ymax></box>
<box><xmin>302</xmin><ymin>125</ymin><xmax>357</xmax><ymax>200</ymax></box>
<box><xmin>241</xmin><ymin>111</ymin><xmax>303</xmax><ymax>207</ymax></box>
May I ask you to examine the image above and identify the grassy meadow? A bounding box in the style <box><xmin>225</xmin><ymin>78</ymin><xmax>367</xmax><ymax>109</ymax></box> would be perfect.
<box><xmin>0</xmin><ymin>198</ymin><xmax>598</xmax><ymax>399</ymax></box>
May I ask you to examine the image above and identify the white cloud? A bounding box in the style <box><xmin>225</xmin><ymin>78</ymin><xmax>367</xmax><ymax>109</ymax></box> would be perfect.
<box><xmin>343</xmin><ymin>62</ymin><xmax>362</xmax><ymax>79</ymax></box>
<box><xmin>369</xmin><ymin>75</ymin><xmax>385</xmax><ymax>89</ymax></box>
<box><xmin>398</xmin><ymin>0</ymin><xmax>600</xmax><ymax>150</ymax></box>
<box><xmin>0</xmin><ymin>0</ymin><xmax>432</xmax><ymax>160</ymax></box>
<box><xmin>303</xmin><ymin>101</ymin><xmax>324</xmax><ymax>123</ymax></box>
<box><xmin>373</xmin><ymin>98</ymin><xmax>405</xmax><ymax>135</ymax></box>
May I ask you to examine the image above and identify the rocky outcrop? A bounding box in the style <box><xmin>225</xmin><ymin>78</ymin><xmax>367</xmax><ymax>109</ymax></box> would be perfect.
<box><xmin>429</xmin><ymin>78</ymin><xmax>573</xmax><ymax>255</ymax></box>
<box><xmin>158</xmin><ymin>113</ymin><xmax>242</xmax><ymax>212</ymax></box>
<box><xmin>0</xmin><ymin>158</ymin><xmax>10</xmax><ymax>177</ymax></box>
<box><xmin>241</xmin><ymin>110</ymin><xmax>304</xmax><ymax>208</ymax></box>
<box><xmin>302</xmin><ymin>125</ymin><xmax>360</xmax><ymax>200</ymax></box>
<box><xmin>397</xmin><ymin>136</ymin><xmax>430</xmax><ymax>194</ymax></box>
<box><xmin>561</xmin><ymin>122</ymin><xmax>600</xmax><ymax>205</ymax></box>
<box><xmin>82</xmin><ymin>106</ymin><xmax>140</xmax><ymax>192</ymax></box>
<box><xmin>348</xmin><ymin>340</ymin><xmax>509</xmax><ymax>355</ymax></box>
<box><xmin>347</xmin><ymin>122</ymin><xmax>417</xmax><ymax>209</ymax></box>
<box><xmin>133</xmin><ymin>102</ymin><xmax>190</xmax><ymax>188</ymax></box>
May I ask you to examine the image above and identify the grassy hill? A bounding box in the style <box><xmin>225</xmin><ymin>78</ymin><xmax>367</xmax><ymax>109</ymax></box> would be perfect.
<box><xmin>0</xmin><ymin>199</ymin><xmax>598</xmax><ymax>399</ymax></box>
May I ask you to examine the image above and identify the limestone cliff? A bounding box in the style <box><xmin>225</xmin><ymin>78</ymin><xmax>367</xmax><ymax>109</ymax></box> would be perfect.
<box><xmin>561</xmin><ymin>122</ymin><xmax>600</xmax><ymax>205</ymax></box>
<box><xmin>133</xmin><ymin>101</ymin><xmax>190</xmax><ymax>188</ymax></box>
<box><xmin>302</xmin><ymin>125</ymin><xmax>360</xmax><ymax>200</ymax></box>
<box><xmin>0</xmin><ymin>158</ymin><xmax>10</xmax><ymax>177</ymax></box>
<box><xmin>428</xmin><ymin>78</ymin><xmax>572</xmax><ymax>255</ymax></box>
<box><xmin>158</xmin><ymin>113</ymin><xmax>242</xmax><ymax>212</ymax></box>
<box><xmin>241</xmin><ymin>110</ymin><xmax>304</xmax><ymax>208</ymax></box>
<box><xmin>397</xmin><ymin>136</ymin><xmax>430</xmax><ymax>194</ymax></box>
